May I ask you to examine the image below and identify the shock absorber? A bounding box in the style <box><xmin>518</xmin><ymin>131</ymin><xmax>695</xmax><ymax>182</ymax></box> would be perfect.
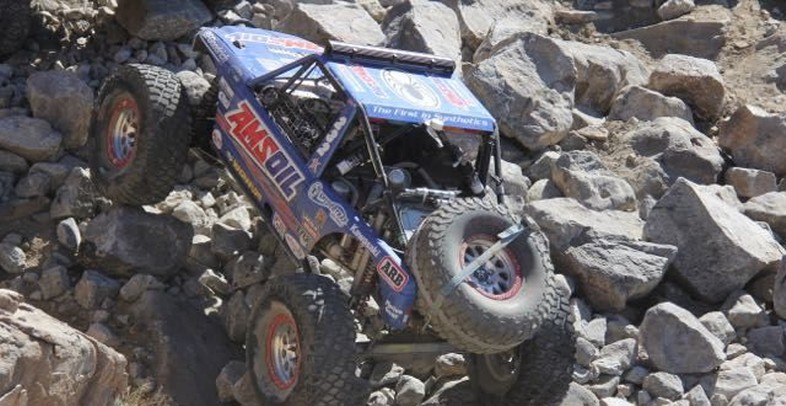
<box><xmin>349</xmin><ymin>211</ymin><xmax>387</xmax><ymax>296</ymax></box>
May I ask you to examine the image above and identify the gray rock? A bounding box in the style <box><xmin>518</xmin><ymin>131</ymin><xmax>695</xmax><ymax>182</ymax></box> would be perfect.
<box><xmin>175</xmin><ymin>70</ymin><xmax>211</xmax><ymax>109</ymax></box>
<box><xmin>0</xmin><ymin>242</ymin><xmax>26</xmax><ymax>274</ymax></box>
<box><xmin>564</xmin><ymin>238</ymin><xmax>676</xmax><ymax>311</ymax></box>
<box><xmin>527</xmin><ymin>151</ymin><xmax>561</xmax><ymax>181</ymax></box>
<box><xmin>697</xmin><ymin>184</ymin><xmax>743</xmax><ymax>211</ymax></box>
<box><xmin>728</xmin><ymin>385</ymin><xmax>776</xmax><ymax>406</ymax></box>
<box><xmin>0</xmin><ymin>116</ymin><xmax>62</xmax><ymax>162</ymax></box>
<box><xmin>720</xmin><ymin>105</ymin><xmax>786</xmax><ymax>177</ymax></box>
<box><xmin>746</xmin><ymin>326</ymin><xmax>785</xmax><ymax>356</ymax></box>
<box><xmin>82</xmin><ymin>206</ymin><xmax>193</xmax><ymax>278</ymax></box>
<box><xmin>623</xmin><ymin>366</ymin><xmax>649</xmax><ymax>385</ymax></box>
<box><xmin>434</xmin><ymin>353</ymin><xmax>467</xmax><ymax>378</ymax></box>
<box><xmin>698</xmin><ymin>311</ymin><xmax>736</xmax><ymax>346</ymax></box>
<box><xmin>560</xmin><ymin>382</ymin><xmax>600</xmax><ymax>406</ymax></box>
<box><xmin>600</xmin><ymin>398</ymin><xmax>634</xmax><ymax>406</ymax></box>
<box><xmin>450</xmin><ymin>0</ymin><xmax>551</xmax><ymax>50</ymax></box>
<box><xmin>215</xmin><ymin>361</ymin><xmax>245</xmax><ymax>403</ymax></box>
<box><xmin>226</xmin><ymin>251</ymin><xmax>270</xmax><ymax>290</ymax></box>
<box><xmin>367</xmin><ymin>389</ymin><xmax>395</xmax><ymax>406</ymax></box>
<box><xmin>30</xmin><ymin>161</ymin><xmax>70</xmax><ymax>189</ymax></box>
<box><xmin>278</xmin><ymin>3</ymin><xmax>385</xmax><ymax>46</ymax></box>
<box><xmin>56</xmin><ymin>217</ymin><xmax>81</xmax><ymax>251</ymax></box>
<box><xmin>639</xmin><ymin>302</ymin><xmax>725</xmax><ymax>373</ymax></box>
<box><xmin>722</xmin><ymin>352</ymin><xmax>766</xmax><ymax>381</ymax></box>
<box><xmin>38</xmin><ymin>265</ymin><xmax>70</xmax><ymax>300</ymax></box>
<box><xmin>657</xmin><ymin>0</ymin><xmax>695</xmax><ymax>20</ymax></box>
<box><xmin>26</xmin><ymin>71</ymin><xmax>93</xmax><ymax>151</ymax></box>
<box><xmin>50</xmin><ymin>167</ymin><xmax>97</xmax><ymax>220</ymax></box>
<box><xmin>726</xmin><ymin>168</ymin><xmax>777</xmax><ymax>199</ymax></box>
<box><xmin>172</xmin><ymin>200</ymin><xmax>211</xmax><ymax>234</ymax></box>
<box><xmin>744</xmin><ymin>192</ymin><xmax>786</xmax><ymax>237</ymax></box>
<box><xmin>395</xmin><ymin>375</ymin><xmax>426</xmax><ymax>406</ymax></box>
<box><xmin>382</xmin><ymin>0</ymin><xmax>461</xmax><ymax>61</ymax></box>
<box><xmin>648</xmin><ymin>54</ymin><xmax>725</xmax><ymax>120</ymax></box>
<box><xmin>576</xmin><ymin>336</ymin><xmax>599</xmax><ymax>367</ymax></box>
<box><xmin>86</xmin><ymin>322</ymin><xmax>120</xmax><ymax>347</ymax></box>
<box><xmin>116</xmin><ymin>0</ymin><xmax>212</xmax><ymax>41</ymax></box>
<box><xmin>723</xmin><ymin>292</ymin><xmax>768</xmax><ymax>330</ymax></box>
<box><xmin>210</xmin><ymin>222</ymin><xmax>252</xmax><ymax>261</ymax></box>
<box><xmin>643</xmin><ymin>372</ymin><xmax>684</xmax><ymax>400</ymax></box>
<box><xmin>198</xmin><ymin>268</ymin><xmax>230</xmax><ymax>295</ymax></box>
<box><xmin>218</xmin><ymin>206</ymin><xmax>252</xmax><ymax>232</ymax></box>
<box><xmin>119</xmin><ymin>274</ymin><xmax>165</xmax><ymax>302</ymax></box>
<box><xmin>0</xmin><ymin>150</ymin><xmax>28</xmax><ymax>174</ymax></box>
<box><xmin>74</xmin><ymin>270</ymin><xmax>121</xmax><ymax>309</ymax></box>
<box><xmin>14</xmin><ymin>172</ymin><xmax>50</xmax><ymax>198</ymax></box>
<box><xmin>466</xmin><ymin>32</ymin><xmax>575</xmax><ymax>150</ymax></box>
<box><xmin>715</xmin><ymin>368</ymin><xmax>758</xmax><ymax>400</ymax></box>
<box><xmin>223</xmin><ymin>290</ymin><xmax>249</xmax><ymax>343</ymax></box>
<box><xmin>369</xmin><ymin>361</ymin><xmax>404</xmax><ymax>388</ymax></box>
<box><xmin>583</xmin><ymin>317</ymin><xmax>608</xmax><ymax>348</ymax></box>
<box><xmin>776</xmin><ymin>258</ymin><xmax>786</xmax><ymax>319</ymax></box>
<box><xmin>527</xmin><ymin>179</ymin><xmax>563</xmax><ymax>201</ymax></box>
<box><xmin>552</xmin><ymin>151</ymin><xmax>637</xmax><ymax>211</ymax></box>
<box><xmin>609</xmin><ymin>85</ymin><xmax>694</xmax><ymax>124</ymax></box>
<box><xmin>525</xmin><ymin>198</ymin><xmax>644</xmax><ymax>253</ymax></box>
<box><xmin>612</xmin><ymin>19</ymin><xmax>726</xmax><ymax>60</ymax></box>
<box><xmin>685</xmin><ymin>384</ymin><xmax>712</xmax><ymax>406</ymax></box>
<box><xmin>591</xmin><ymin>338</ymin><xmax>637</xmax><ymax>376</ymax></box>
<box><xmin>643</xmin><ymin>178</ymin><xmax>785</xmax><ymax>302</ymax></box>
<box><xmin>586</xmin><ymin>375</ymin><xmax>620</xmax><ymax>398</ymax></box>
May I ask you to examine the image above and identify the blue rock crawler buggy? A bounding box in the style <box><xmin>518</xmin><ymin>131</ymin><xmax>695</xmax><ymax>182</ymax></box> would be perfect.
<box><xmin>89</xmin><ymin>26</ymin><xmax>575</xmax><ymax>405</ymax></box>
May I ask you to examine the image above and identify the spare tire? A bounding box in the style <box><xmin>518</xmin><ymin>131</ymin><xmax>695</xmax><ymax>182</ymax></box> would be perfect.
<box><xmin>0</xmin><ymin>0</ymin><xmax>30</xmax><ymax>57</ymax></box>
<box><xmin>90</xmin><ymin>64</ymin><xmax>191</xmax><ymax>206</ymax></box>
<box><xmin>406</xmin><ymin>197</ymin><xmax>558</xmax><ymax>354</ymax></box>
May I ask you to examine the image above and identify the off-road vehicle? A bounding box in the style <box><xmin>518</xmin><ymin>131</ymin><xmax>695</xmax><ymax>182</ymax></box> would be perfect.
<box><xmin>89</xmin><ymin>26</ymin><xmax>575</xmax><ymax>405</ymax></box>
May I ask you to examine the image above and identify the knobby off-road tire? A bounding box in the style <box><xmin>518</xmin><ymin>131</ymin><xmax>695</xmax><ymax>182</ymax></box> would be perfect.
<box><xmin>90</xmin><ymin>64</ymin><xmax>191</xmax><ymax>206</ymax></box>
<box><xmin>0</xmin><ymin>0</ymin><xmax>30</xmax><ymax>56</ymax></box>
<box><xmin>246</xmin><ymin>273</ymin><xmax>366</xmax><ymax>405</ymax></box>
<box><xmin>407</xmin><ymin>197</ymin><xmax>556</xmax><ymax>354</ymax></box>
<box><xmin>472</xmin><ymin>279</ymin><xmax>576</xmax><ymax>405</ymax></box>
<box><xmin>191</xmin><ymin>78</ymin><xmax>218</xmax><ymax>151</ymax></box>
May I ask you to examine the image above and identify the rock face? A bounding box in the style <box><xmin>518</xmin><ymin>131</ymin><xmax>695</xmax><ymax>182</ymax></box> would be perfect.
<box><xmin>383</xmin><ymin>0</ymin><xmax>461</xmax><ymax>61</ymax></box>
<box><xmin>0</xmin><ymin>116</ymin><xmax>62</xmax><ymax>162</ymax></box>
<box><xmin>612</xmin><ymin>19</ymin><xmax>726</xmax><ymax>60</ymax></box>
<box><xmin>0</xmin><ymin>289</ymin><xmax>128</xmax><ymax>405</ymax></box>
<box><xmin>450</xmin><ymin>0</ymin><xmax>552</xmax><ymax>49</ymax></box>
<box><xmin>552</xmin><ymin>151</ymin><xmax>637</xmax><ymax>211</ymax></box>
<box><xmin>719</xmin><ymin>105</ymin><xmax>786</xmax><ymax>177</ymax></box>
<box><xmin>639</xmin><ymin>302</ymin><xmax>725</xmax><ymax>374</ymax></box>
<box><xmin>466</xmin><ymin>32</ymin><xmax>576</xmax><ymax>150</ymax></box>
<box><xmin>725</xmin><ymin>168</ymin><xmax>777</xmax><ymax>199</ymax></box>
<box><xmin>648</xmin><ymin>54</ymin><xmax>725</xmax><ymax>120</ymax></box>
<box><xmin>82</xmin><ymin>207</ymin><xmax>194</xmax><ymax>277</ymax></box>
<box><xmin>643</xmin><ymin>178</ymin><xmax>784</xmax><ymax>302</ymax></box>
<box><xmin>26</xmin><ymin>71</ymin><xmax>93</xmax><ymax>151</ymax></box>
<box><xmin>744</xmin><ymin>192</ymin><xmax>786</xmax><ymax>238</ymax></box>
<box><xmin>279</xmin><ymin>3</ymin><xmax>385</xmax><ymax>46</ymax></box>
<box><xmin>116</xmin><ymin>0</ymin><xmax>212</xmax><ymax>41</ymax></box>
<box><xmin>609</xmin><ymin>85</ymin><xmax>693</xmax><ymax>124</ymax></box>
<box><xmin>564</xmin><ymin>238</ymin><xmax>676</xmax><ymax>312</ymax></box>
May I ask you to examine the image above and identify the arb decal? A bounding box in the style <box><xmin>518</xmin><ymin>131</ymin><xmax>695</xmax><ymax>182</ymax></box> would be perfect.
<box><xmin>225</xmin><ymin>101</ymin><xmax>305</xmax><ymax>201</ymax></box>
<box><xmin>377</xmin><ymin>257</ymin><xmax>408</xmax><ymax>292</ymax></box>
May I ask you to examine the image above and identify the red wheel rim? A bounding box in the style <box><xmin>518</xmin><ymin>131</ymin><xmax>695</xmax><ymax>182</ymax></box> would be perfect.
<box><xmin>265</xmin><ymin>311</ymin><xmax>301</xmax><ymax>390</ymax></box>
<box><xmin>460</xmin><ymin>234</ymin><xmax>523</xmax><ymax>300</ymax></box>
<box><xmin>105</xmin><ymin>94</ymin><xmax>139</xmax><ymax>169</ymax></box>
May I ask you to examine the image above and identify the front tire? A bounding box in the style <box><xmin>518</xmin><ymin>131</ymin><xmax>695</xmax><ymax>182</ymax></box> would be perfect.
<box><xmin>90</xmin><ymin>64</ymin><xmax>191</xmax><ymax>206</ymax></box>
<box><xmin>407</xmin><ymin>197</ymin><xmax>556</xmax><ymax>354</ymax></box>
<box><xmin>246</xmin><ymin>273</ymin><xmax>365</xmax><ymax>405</ymax></box>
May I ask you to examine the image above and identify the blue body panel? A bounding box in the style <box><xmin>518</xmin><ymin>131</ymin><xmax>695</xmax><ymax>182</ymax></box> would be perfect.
<box><xmin>197</xmin><ymin>26</ymin><xmax>498</xmax><ymax>330</ymax></box>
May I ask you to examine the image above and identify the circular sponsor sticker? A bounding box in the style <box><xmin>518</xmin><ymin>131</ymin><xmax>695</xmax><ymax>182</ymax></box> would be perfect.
<box><xmin>212</xmin><ymin>129</ymin><xmax>223</xmax><ymax>150</ymax></box>
<box><xmin>381</xmin><ymin>69</ymin><xmax>440</xmax><ymax>108</ymax></box>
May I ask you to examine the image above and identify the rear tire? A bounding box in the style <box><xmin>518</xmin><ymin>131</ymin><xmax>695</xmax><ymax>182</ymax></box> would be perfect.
<box><xmin>246</xmin><ymin>273</ymin><xmax>365</xmax><ymax>405</ymax></box>
<box><xmin>0</xmin><ymin>0</ymin><xmax>30</xmax><ymax>57</ymax></box>
<box><xmin>407</xmin><ymin>197</ymin><xmax>557</xmax><ymax>354</ymax></box>
<box><xmin>90</xmin><ymin>64</ymin><xmax>191</xmax><ymax>206</ymax></box>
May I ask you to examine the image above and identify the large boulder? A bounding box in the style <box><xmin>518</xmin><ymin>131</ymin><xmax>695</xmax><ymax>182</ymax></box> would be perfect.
<box><xmin>123</xmin><ymin>290</ymin><xmax>243</xmax><ymax>406</ymax></box>
<box><xmin>648</xmin><ymin>54</ymin><xmax>725</xmax><ymax>120</ymax></box>
<box><xmin>26</xmin><ymin>71</ymin><xmax>93</xmax><ymax>151</ymax></box>
<box><xmin>725</xmin><ymin>168</ymin><xmax>778</xmax><ymax>199</ymax></box>
<box><xmin>82</xmin><ymin>206</ymin><xmax>194</xmax><ymax>278</ymax></box>
<box><xmin>0</xmin><ymin>289</ymin><xmax>127</xmax><ymax>405</ymax></box>
<box><xmin>0</xmin><ymin>116</ymin><xmax>62</xmax><ymax>162</ymax></box>
<box><xmin>639</xmin><ymin>302</ymin><xmax>725</xmax><ymax>374</ymax></box>
<box><xmin>116</xmin><ymin>0</ymin><xmax>212</xmax><ymax>41</ymax></box>
<box><xmin>50</xmin><ymin>167</ymin><xmax>98</xmax><ymax>220</ymax></box>
<box><xmin>552</xmin><ymin>151</ymin><xmax>637</xmax><ymax>211</ymax></box>
<box><xmin>382</xmin><ymin>0</ymin><xmax>461</xmax><ymax>61</ymax></box>
<box><xmin>279</xmin><ymin>2</ymin><xmax>385</xmax><ymax>47</ymax></box>
<box><xmin>643</xmin><ymin>178</ymin><xmax>785</xmax><ymax>302</ymax></box>
<box><xmin>609</xmin><ymin>85</ymin><xmax>694</xmax><ymax>124</ymax></box>
<box><xmin>719</xmin><ymin>105</ymin><xmax>786</xmax><ymax>177</ymax></box>
<box><xmin>612</xmin><ymin>18</ymin><xmax>727</xmax><ymax>60</ymax></box>
<box><xmin>466</xmin><ymin>32</ymin><xmax>576</xmax><ymax>150</ymax></box>
<box><xmin>564</xmin><ymin>238</ymin><xmax>677</xmax><ymax>312</ymax></box>
<box><xmin>744</xmin><ymin>192</ymin><xmax>786</xmax><ymax>237</ymax></box>
<box><xmin>450</xmin><ymin>0</ymin><xmax>552</xmax><ymax>50</ymax></box>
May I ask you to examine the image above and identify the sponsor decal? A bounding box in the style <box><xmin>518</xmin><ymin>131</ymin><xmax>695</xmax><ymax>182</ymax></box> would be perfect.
<box><xmin>225</xmin><ymin>101</ymin><xmax>305</xmax><ymax>201</ymax></box>
<box><xmin>335</xmin><ymin>65</ymin><xmax>364</xmax><ymax>93</ymax></box>
<box><xmin>218</xmin><ymin>77</ymin><xmax>233</xmax><ymax>108</ymax></box>
<box><xmin>432</xmin><ymin>77</ymin><xmax>471</xmax><ymax>110</ymax></box>
<box><xmin>285</xmin><ymin>234</ymin><xmax>305</xmax><ymax>259</ymax></box>
<box><xmin>307</xmin><ymin>182</ymin><xmax>349</xmax><ymax>227</ymax></box>
<box><xmin>212</xmin><ymin>129</ymin><xmax>223</xmax><ymax>150</ymax></box>
<box><xmin>229</xmin><ymin>158</ymin><xmax>262</xmax><ymax>201</ymax></box>
<box><xmin>377</xmin><ymin>257</ymin><xmax>409</xmax><ymax>292</ymax></box>
<box><xmin>350</xmin><ymin>65</ymin><xmax>388</xmax><ymax>99</ymax></box>
<box><xmin>315</xmin><ymin>209</ymin><xmax>327</xmax><ymax>226</ymax></box>
<box><xmin>381</xmin><ymin>69</ymin><xmax>440</xmax><ymax>108</ymax></box>
<box><xmin>301</xmin><ymin>216</ymin><xmax>320</xmax><ymax>240</ymax></box>
<box><xmin>201</xmin><ymin>31</ymin><xmax>229</xmax><ymax>62</ymax></box>
<box><xmin>227</xmin><ymin>32</ymin><xmax>322</xmax><ymax>51</ymax></box>
<box><xmin>272</xmin><ymin>213</ymin><xmax>287</xmax><ymax>236</ymax></box>
<box><xmin>315</xmin><ymin>115</ymin><xmax>348</xmax><ymax>157</ymax></box>
<box><xmin>384</xmin><ymin>299</ymin><xmax>404</xmax><ymax>319</ymax></box>
<box><xmin>349</xmin><ymin>224</ymin><xmax>381</xmax><ymax>257</ymax></box>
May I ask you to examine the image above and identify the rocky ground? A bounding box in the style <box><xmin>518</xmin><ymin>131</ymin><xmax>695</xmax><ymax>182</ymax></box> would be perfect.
<box><xmin>1</xmin><ymin>0</ymin><xmax>786</xmax><ymax>405</ymax></box>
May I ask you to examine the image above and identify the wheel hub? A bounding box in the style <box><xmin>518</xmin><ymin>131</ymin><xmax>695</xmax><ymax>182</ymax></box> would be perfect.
<box><xmin>265</xmin><ymin>312</ymin><xmax>300</xmax><ymax>390</ymax></box>
<box><xmin>462</xmin><ymin>236</ymin><xmax>522</xmax><ymax>299</ymax></box>
<box><xmin>106</xmin><ymin>95</ymin><xmax>139</xmax><ymax>169</ymax></box>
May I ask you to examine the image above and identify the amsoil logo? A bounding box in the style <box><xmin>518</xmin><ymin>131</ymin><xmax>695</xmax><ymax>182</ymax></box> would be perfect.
<box><xmin>350</xmin><ymin>65</ymin><xmax>388</xmax><ymax>99</ymax></box>
<box><xmin>377</xmin><ymin>257</ymin><xmax>408</xmax><ymax>292</ymax></box>
<box><xmin>226</xmin><ymin>101</ymin><xmax>304</xmax><ymax>201</ymax></box>
<box><xmin>433</xmin><ymin>77</ymin><xmax>472</xmax><ymax>109</ymax></box>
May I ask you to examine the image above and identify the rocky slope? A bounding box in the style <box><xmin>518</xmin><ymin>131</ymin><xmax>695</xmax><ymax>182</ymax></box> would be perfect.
<box><xmin>1</xmin><ymin>0</ymin><xmax>786</xmax><ymax>405</ymax></box>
